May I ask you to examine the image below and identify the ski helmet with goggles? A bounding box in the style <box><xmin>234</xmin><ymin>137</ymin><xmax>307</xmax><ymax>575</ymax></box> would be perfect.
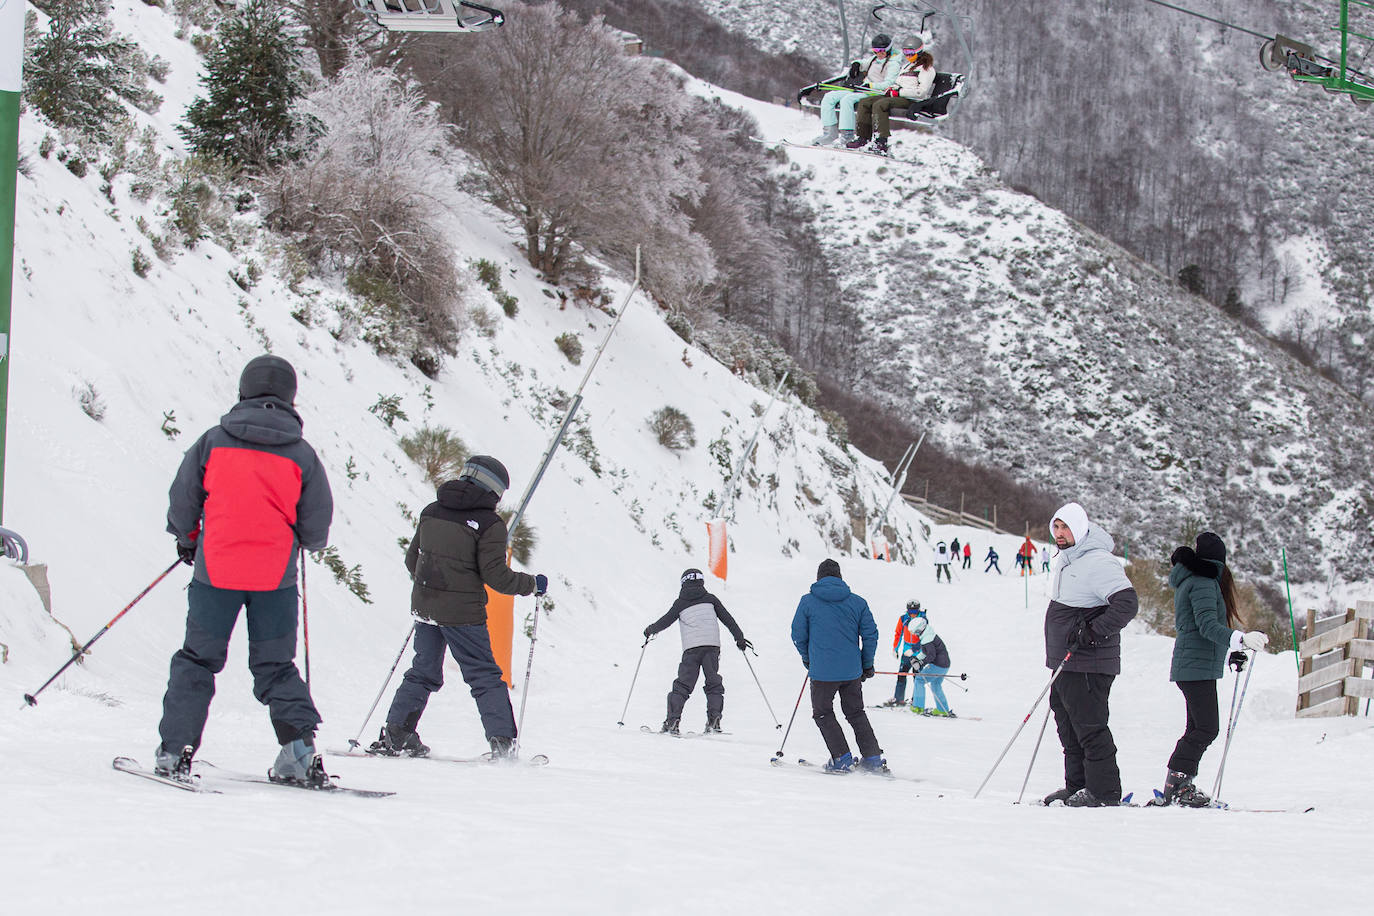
<box><xmin>458</xmin><ymin>455</ymin><xmax>510</xmax><ymax>498</ymax></box>
<box><xmin>901</xmin><ymin>37</ymin><xmax>925</xmax><ymax>56</ymax></box>
<box><xmin>906</xmin><ymin>599</ymin><xmax>922</xmax><ymax>612</ymax></box>
<box><xmin>871</xmin><ymin>33</ymin><xmax>893</xmax><ymax>52</ymax></box>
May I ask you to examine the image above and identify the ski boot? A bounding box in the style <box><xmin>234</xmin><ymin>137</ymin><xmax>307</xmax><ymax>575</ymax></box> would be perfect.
<box><xmin>1063</xmin><ymin>788</ymin><xmax>1119</xmax><ymax>808</ymax></box>
<box><xmin>154</xmin><ymin>744</ymin><xmax>194</xmax><ymax>781</ymax></box>
<box><xmin>927</xmin><ymin>708</ymin><xmax>953</xmax><ymax>718</ymax></box>
<box><xmin>909</xmin><ymin>705</ymin><xmax>927</xmax><ymax>715</ymax></box>
<box><xmin>1161</xmin><ymin>770</ymin><xmax>1212</xmax><ymax>808</ymax></box>
<box><xmin>366</xmin><ymin>724</ymin><xmax>430</xmax><ymax>758</ymax></box>
<box><xmin>837</xmin><ymin>129</ymin><xmax>857</xmax><ymax>147</ymax></box>
<box><xmin>845</xmin><ymin>135</ymin><xmax>871</xmax><ymax>150</ymax></box>
<box><xmin>1041</xmin><ymin>786</ymin><xmax>1076</xmax><ymax>806</ymax></box>
<box><xmin>810</xmin><ymin>125</ymin><xmax>838</xmax><ymax>146</ymax></box>
<box><xmin>823</xmin><ymin>752</ymin><xmax>855</xmax><ymax>773</ymax></box>
<box><xmin>857</xmin><ymin>754</ymin><xmax>890</xmax><ymax>775</ymax></box>
<box><xmin>660</xmin><ymin>717</ymin><xmax>680</xmax><ymax>736</ymax></box>
<box><xmin>488</xmin><ymin>735</ymin><xmax>516</xmax><ymax>760</ymax></box>
<box><xmin>880</xmin><ymin>697</ymin><xmax>905</xmax><ymax>708</ymax></box>
<box><xmin>270</xmin><ymin>738</ymin><xmax>332</xmax><ymax>788</ymax></box>
<box><xmin>867</xmin><ymin>136</ymin><xmax>890</xmax><ymax>156</ymax></box>
<box><xmin>704</xmin><ymin>715</ymin><xmax>723</xmax><ymax>735</ymax></box>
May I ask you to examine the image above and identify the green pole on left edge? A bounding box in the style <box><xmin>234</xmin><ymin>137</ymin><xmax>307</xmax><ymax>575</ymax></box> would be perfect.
<box><xmin>0</xmin><ymin>0</ymin><xmax>26</xmax><ymax>526</ymax></box>
<box><xmin>1281</xmin><ymin>548</ymin><xmax>1300</xmax><ymax>675</ymax></box>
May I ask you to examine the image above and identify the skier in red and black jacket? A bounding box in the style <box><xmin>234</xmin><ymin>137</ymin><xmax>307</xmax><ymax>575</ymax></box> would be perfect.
<box><xmin>155</xmin><ymin>355</ymin><xmax>334</xmax><ymax>786</ymax></box>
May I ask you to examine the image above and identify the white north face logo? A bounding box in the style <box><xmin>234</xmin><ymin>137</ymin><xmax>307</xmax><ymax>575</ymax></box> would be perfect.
<box><xmin>467</xmin><ymin>520</ymin><xmax>479</xmax><ymax>530</ymax></box>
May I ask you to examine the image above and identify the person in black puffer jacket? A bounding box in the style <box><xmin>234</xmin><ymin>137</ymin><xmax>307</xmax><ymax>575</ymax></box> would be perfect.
<box><xmin>370</xmin><ymin>456</ymin><xmax>548</xmax><ymax>760</ymax></box>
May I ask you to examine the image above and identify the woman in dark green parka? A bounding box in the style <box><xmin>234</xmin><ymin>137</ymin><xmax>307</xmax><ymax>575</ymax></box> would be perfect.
<box><xmin>1158</xmin><ymin>532</ymin><xmax>1269</xmax><ymax>806</ymax></box>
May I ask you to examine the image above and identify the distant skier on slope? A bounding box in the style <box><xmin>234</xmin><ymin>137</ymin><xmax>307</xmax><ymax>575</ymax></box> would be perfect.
<box><xmin>963</xmin><ymin>541</ymin><xmax>972</xmax><ymax>569</ymax></box>
<box><xmin>790</xmin><ymin>559</ymin><xmax>887</xmax><ymax>773</ymax></box>
<box><xmin>1152</xmin><ymin>532</ymin><xmax>1269</xmax><ymax>807</ymax></box>
<box><xmin>881</xmin><ymin>599</ymin><xmax>927</xmax><ymax>707</ymax></box>
<box><xmin>984</xmin><ymin>545</ymin><xmax>1001</xmax><ymax>574</ymax></box>
<box><xmin>369</xmin><ymin>456</ymin><xmax>548</xmax><ymax>760</ymax></box>
<box><xmin>1041</xmin><ymin>545</ymin><xmax>1051</xmax><ymax>574</ymax></box>
<box><xmin>156</xmin><ymin>355</ymin><xmax>334</xmax><ymax>786</ymax></box>
<box><xmin>934</xmin><ymin>540</ymin><xmax>952</xmax><ymax>583</ymax></box>
<box><xmin>1040</xmin><ymin>502</ymin><xmax>1138</xmax><ymax>808</ymax></box>
<box><xmin>643</xmin><ymin>569</ymin><xmax>750</xmax><ymax>736</ymax></box>
<box><xmin>1018</xmin><ymin>536</ymin><xmax>1037</xmax><ymax>576</ymax></box>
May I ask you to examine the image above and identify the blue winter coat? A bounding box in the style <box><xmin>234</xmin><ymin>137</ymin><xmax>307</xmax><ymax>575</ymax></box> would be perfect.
<box><xmin>1169</xmin><ymin>560</ymin><xmax>1233</xmax><ymax>681</ymax></box>
<box><xmin>791</xmin><ymin>577</ymin><xmax>878</xmax><ymax>682</ymax></box>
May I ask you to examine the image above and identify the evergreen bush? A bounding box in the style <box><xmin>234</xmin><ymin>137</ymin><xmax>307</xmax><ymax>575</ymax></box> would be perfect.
<box><xmin>649</xmin><ymin>406</ymin><xmax>696</xmax><ymax>451</ymax></box>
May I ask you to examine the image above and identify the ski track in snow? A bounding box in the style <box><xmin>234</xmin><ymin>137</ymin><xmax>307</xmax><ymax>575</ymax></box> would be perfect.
<box><xmin>1</xmin><ymin>4</ymin><xmax>1371</xmax><ymax>914</ymax></box>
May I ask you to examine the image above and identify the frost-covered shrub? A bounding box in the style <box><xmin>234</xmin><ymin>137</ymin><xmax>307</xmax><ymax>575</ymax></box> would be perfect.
<box><xmin>75</xmin><ymin>381</ymin><xmax>106</xmax><ymax>421</ymax></box>
<box><xmin>555</xmin><ymin>332</ymin><xmax>583</xmax><ymax>365</ymax></box>
<box><xmin>470</xmin><ymin>305</ymin><xmax>499</xmax><ymax>338</ymax></box>
<box><xmin>131</xmin><ymin>247</ymin><xmax>152</xmax><ymax>278</ymax></box>
<box><xmin>265</xmin><ymin>56</ymin><xmax>464</xmax><ymax>371</ymax></box>
<box><xmin>665</xmin><ymin>311</ymin><xmax>693</xmax><ymax>343</ymax></box>
<box><xmin>650</xmin><ymin>406</ymin><xmax>696</xmax><ymax>451</ymax></box>
<box><xmin>400</xmin><ymin>426</ymin><xmax>468</xmax><ymax>486</ymax></box>
<box><xmin>498</xmin><ymin>510</ymin><xmax>538</xmax><ymax>565</ymax></box>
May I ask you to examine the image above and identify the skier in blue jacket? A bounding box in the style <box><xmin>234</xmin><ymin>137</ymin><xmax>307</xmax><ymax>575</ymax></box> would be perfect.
<box><xmin>790</xmin><ymin>559</ymin><xmax>885</xmax><ymax>773</ymax></box>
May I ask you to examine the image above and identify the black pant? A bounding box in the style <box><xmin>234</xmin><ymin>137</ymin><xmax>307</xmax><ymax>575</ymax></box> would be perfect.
<box><xmin>1168</xmin><ymin>679</ymin><xmax>1220</xmax><ymax>776</ymax></box>
<box><xmin>810</xmin><ymin>678</ymin><xmax>881</xmax><ymax>760</ymax></box>
<box><xmin>1049</xmin><ymin>671</ymin><xmax>1120</xmax><ymax>802</ymax></box>
<box><xmin>666</xmin><ymin>646</ymin><xmax>723</xmax><ymax>720</ymax></box>
<box><xmin>935</xmin><ymin>563</ymin><xmax>951</xmax><ymax>583</ymax></box>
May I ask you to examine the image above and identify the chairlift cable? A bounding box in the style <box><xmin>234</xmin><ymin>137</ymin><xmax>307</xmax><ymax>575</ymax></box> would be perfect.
<box><xmin>1137</xmin><ymin>0</ymin><xmax>1371</xmax><ymax>81</ymax></box>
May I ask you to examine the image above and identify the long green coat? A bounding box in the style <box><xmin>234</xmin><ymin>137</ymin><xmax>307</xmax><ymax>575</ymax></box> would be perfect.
<box><xmin>1169</xmin><ymin>560</ymin><xmax>1234</xmax><ymax>681</ymax></box>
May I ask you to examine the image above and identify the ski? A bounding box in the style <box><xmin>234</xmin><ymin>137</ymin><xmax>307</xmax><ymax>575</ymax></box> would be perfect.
<box><xmin>326</xmin><ymin>747</ymin><xmax>549</xmax><ymax>767</ymax></box>
<box><xmin>192</xmin><ymin>760</ymin><xmax>395</xmax><ymax>797</ymax></box>
<box><xmin>769</xmin><ymin>756</ymin><xmax>922</xmax><ymax>784</ymax></box>
<box><xmin>1147</xmin><ymin>789</ymin><xmax>1313</xmax><ymax>813</ymax></box>
<box><xmin>867</xmin><ymin>704</ymin><xmax>981</xmax><ymax>720</ymax></box>
<box><xmin>747</xmin><ymin>136</ymin><xmax>913</xmax><ymax>163</ymax></box>
<box><xmin>112</xmin><ymin>756</ymin><xmax>222</xmax><ymax>793</ymax></box>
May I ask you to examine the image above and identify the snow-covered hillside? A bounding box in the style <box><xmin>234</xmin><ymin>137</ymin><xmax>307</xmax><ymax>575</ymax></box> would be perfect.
<box><xmin>2</xmin><ymin>4</ymin><xmax>1372</xmax><ymax>915</ymax></box>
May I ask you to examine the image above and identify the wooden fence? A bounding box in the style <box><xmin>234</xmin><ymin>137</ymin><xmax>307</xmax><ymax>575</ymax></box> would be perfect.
<box><xmin>901</xmin><ymin>494</ymin><xmax>1013</xmax><ymax>536</ymax></box>
<box><xmin>1296</xmin><ymin>600</ymin><xmax>1374</xmax><ymax>717</ymax></box>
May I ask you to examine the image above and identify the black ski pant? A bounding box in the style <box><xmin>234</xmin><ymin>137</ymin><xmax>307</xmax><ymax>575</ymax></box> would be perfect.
<box><xmin>1167</xmin><ymin>679</ymin><xmax>1220</xmax><ymax>777</ymax></box>
<box><xmin>893</xmin><ymin>652</ymin><xmax>920</xmax><ymax>703</ymax></box>
<box><xmin>387</xmin><ymin>621</ymin><xmax>515</xmax><ymax>740</ymax></box>
<box><xmin>962</xmin><ymin>555</ymin><xmax>971</xmax><ymax>569</ymax></box>
<box><xmin>159</xmin><ymin>581</ymin><xmax>320</xmax><ymax>753</ymax></box>
<box><xmin>985</xmin><ymin>558</ymin><xmax>1001</xmax><ymax>573</ymax></box>
<box><xmin>1049</xmin><ymin>671</ymin><xmax>1121</xmax><ymax>802</ymax></box>
<box><xmin>666</xmin><ymin>645</ymin><xmax>723</xmax><ymax>721</ymax></box>
<box><xmin>810</xmin><ymin>678</ymin><xmax>882</xmax><ymax>760</ymax></box>
<box><xmin>935</xmin><ymin>563</ymin><xmax>951</xmax><ymax>583</ymax></box>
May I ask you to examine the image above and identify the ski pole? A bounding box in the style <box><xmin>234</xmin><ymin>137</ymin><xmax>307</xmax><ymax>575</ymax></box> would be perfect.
<box><xmin>1015</xmin><ymin>704</ymin><xmax>1054</xmax><ymax>804</ymax></box>
<box><xmin>741</xmin><ymin>648</ymin><xmax>782</xmax><ymax>728</ymax></box>
<box><xmin>1212</xmin><ymin>650</ymin><xmax>1256</xmax><ymax>805</ymax></box>
<box><xmin>773</xmin><ymin>673</ymin><xmax>809</xmax><ymax>760</ymax></box>
<box><xmin>300</xmin><ymin>548</ymin><xmax>311</xmax><ymax>689</ymax></box>
<box><xmin>512</xmin><ymin>594</ymin><xmax>541</xmax><ymax>759</ymax></box>
<box><xmin>875</xmin><ymin>671</ymin><xmax>968</xmax><ymax>679</ymax></box>
<box><xmin>22</xmin><ymin>559</ymin><xmax>183</xmax><ymax>707</ymax></box>
<box><xmin>1210</xmin><ymin>659</ymin><xmax>1244</xmax><ymax>800</ymax></box>
<box><xmin>974</xmin><ymin>649</ymin><xmax>1074</xmax><ymax>798</ymax></box>
<box><xmin>346</xmin><ymin>623</ymin><xmax>416</xmax><ymax>749</ymax></box>
<box><xmin>616</xmin><ymin>636</ymin><xmax>650</xmax><ymax>727</ymax></box>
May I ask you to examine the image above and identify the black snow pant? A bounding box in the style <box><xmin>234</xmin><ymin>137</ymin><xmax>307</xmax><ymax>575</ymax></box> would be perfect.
<box><xmin>935</xmin><ymin>563</ymin><xmax>951</xmax><ymax>583</ymax></box>
<box><xmin>666</xmin><ymin>645</ymin><xmax>723</xmax><ymax>720</ymax></box>
<box><xmin>1049</xmin><ymin>671</ymin><xmax>1121</xmax><ymax>803</ymax></box>
<box><xmin>159</xmin><ymin>581</ymin><xmax>320</xmax><ymax>753</ymax></box>
<box><xmin>810</xmin><ymin>678</ymin><xmax>882</xmax><ymax>760</ymax></box>
<box><xmin>1167</xmin><ymin>679</ymin><xmax>1220</xmax><ymax>777</ymax></box>
<box><xmin>962</xmin><ymin>554</ymin><xmax>971</xmax><ymax>569</ymax></box>
<box><xmin>386</xmin><ymin>621</ymin><xmax>516</xmax><ymax>740</ymax></box>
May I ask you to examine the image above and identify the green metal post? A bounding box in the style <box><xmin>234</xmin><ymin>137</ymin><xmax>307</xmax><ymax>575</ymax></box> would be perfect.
<box><xmin>0</xmin><ymin>0</ymin><xmax>24</xmax><ymax>525</ymax></box>
<box><xmin>1281</xmin><ymin>548</ymin><xmax>1300</xmax><ymax>675</ymax></box>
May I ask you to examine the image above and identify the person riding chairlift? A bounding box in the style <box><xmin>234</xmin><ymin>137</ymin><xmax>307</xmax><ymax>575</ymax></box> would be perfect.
<box><xmin>848</xmin><ymin>43</ymin><xmax>935</xmax><ymax>156</ymax></box>
<box><xmin>811</xmin><ymin>33</ymin><xmax>903</xmax><ymax>147</ymax></box>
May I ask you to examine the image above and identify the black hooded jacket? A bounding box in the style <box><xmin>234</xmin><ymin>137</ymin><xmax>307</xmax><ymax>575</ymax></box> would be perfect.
<box><xmin>404</xmin><ymin>480</ymin><xmax>536</xmax><ymax>626</ymax></box>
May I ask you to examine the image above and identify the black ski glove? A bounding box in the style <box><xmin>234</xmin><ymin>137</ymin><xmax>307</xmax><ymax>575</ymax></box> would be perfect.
<box><xmin>862</xmin><ymin>666</ymin><xmax>875</xmax><ymax>681</ymax></box>
<box><xmin>176</xmin><ymin>541</ymin><xmax>196</xmax><ymax>567</ymax></box>
<box><xmin>1228</xmin><ymin>650</ymin><xmax>1248</xmax><ymax>673</ymax></box>
<box><xmin>736</xmin><ymin>637</ymin><xmax>753</xmax><ymax>652</ymax></box>
<box><xmin>801</xmin><ymin>656</ymin><xmax>810</xmax><ymax>670</ymax></box>
<box><xmin>534</xmin><ymin>574</ymin><xmax>548</xmax><ymax>596</ymax></box>
<box><xmin>643</xmin><ymin>627</ymin><xmax>653</xmax><ymax>640</ymax></box>
<box><xmin>1068</xmin><ymin>619</ymin><xmax>1095</xmax><ymax>649</ymax></box>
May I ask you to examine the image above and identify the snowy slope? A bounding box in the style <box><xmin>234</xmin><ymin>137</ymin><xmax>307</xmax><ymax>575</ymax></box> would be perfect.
<box><xmin>1</xmin><ymin>4</ymin><xmax>1371</xmax><ymax>914</ymax></box>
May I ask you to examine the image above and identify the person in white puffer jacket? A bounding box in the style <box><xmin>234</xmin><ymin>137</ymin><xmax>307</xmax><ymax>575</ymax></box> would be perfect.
<box><xmin>811</xmin><ymin>33</ymin><xmax>904</xmax><ymax>147</ymax></box>
<box><xmin>849</xmin><ymin>46</ymin><xmax>936</xmax><ymax>155</ymax></box>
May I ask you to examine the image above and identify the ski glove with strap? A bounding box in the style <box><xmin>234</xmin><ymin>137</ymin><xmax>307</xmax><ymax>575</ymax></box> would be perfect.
<box><xmin>862</xmin><ymin>666</ymin><xmax>875</xmax><ymax>681</ymax></box>
<box><xmin>1068</xmin><ymin>619</ymin><xmax>1095</xmax><ymax>649</ymax></box>
<box><xmin>736</xmin><ymin>637</ymin><xmax>753</xmax><ymax>652</ymax></box>
<box><xmin>176</xmin><ymin>541</ymin><xmax>196</xmax><ymax>567</ymax></box>
<box><xmin>1228</xmin><ymin>650</ymin><xmax>1248</xmax><ymax>673</ymax></box>
<box><xmin>534</xmin><ymin>574</ymin><xmax>548</xmax><ymax>596</ymax></box>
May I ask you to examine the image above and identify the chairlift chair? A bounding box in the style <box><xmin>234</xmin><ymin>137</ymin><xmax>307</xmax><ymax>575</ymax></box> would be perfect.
<box><xmin>1257</xmin><ymin>1</ymin><xmax>1373</xmax><ymax>109</ymax></box>
<box><xmin>353</xmin><ymin>0</ymin><xmax>504</xmax><ymax>33</ymax></box>
<box><xmin>794</xmin><ymin>3</ymin><xmax>973</xmax><ymax>129</ymax></box>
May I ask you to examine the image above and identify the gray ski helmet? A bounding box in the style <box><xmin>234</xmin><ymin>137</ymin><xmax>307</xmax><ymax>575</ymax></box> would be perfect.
<box><xmin>458</xmin><ymin>455</ymin><xmax>510</xmax><ymax>497</ymax></box>
<box><xmin>901</xmin><ymin>36</ymin><xmax>925</xmax><ymax>55</ymax></box>
<box><xmin>906</xmin><ymin>599</ymin><xmax>922</xmax><ymax>611</ymax></box>
<box><xmin>871</xmin><ymin>32</ymin><xmax>893</xmax><ymax>51</ymax></box>
<box><xmin>238</xmin><ymin>355</ymin><xmax>297</xmax><ymax>404</ymax></box>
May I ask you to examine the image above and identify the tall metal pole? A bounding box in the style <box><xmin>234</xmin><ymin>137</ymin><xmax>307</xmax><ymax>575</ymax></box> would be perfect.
<box><xmin>720</xmin><ymin>369</ymin><xmax>788</xmax><ymax>521</ymax></box>
<box><xmin>0</xmin><ymin>0</ymin><xmax>25</xmax><ymax>525</ymax></box>
<box><xmin>873</xmin><ymin>432</ymin><xmax>923</xmax><ymax>534</ymax></box>
<box><xmin>837</xmin><ymin>0</ymin><xmax>851</xmax><ymax>64</ymax></box>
